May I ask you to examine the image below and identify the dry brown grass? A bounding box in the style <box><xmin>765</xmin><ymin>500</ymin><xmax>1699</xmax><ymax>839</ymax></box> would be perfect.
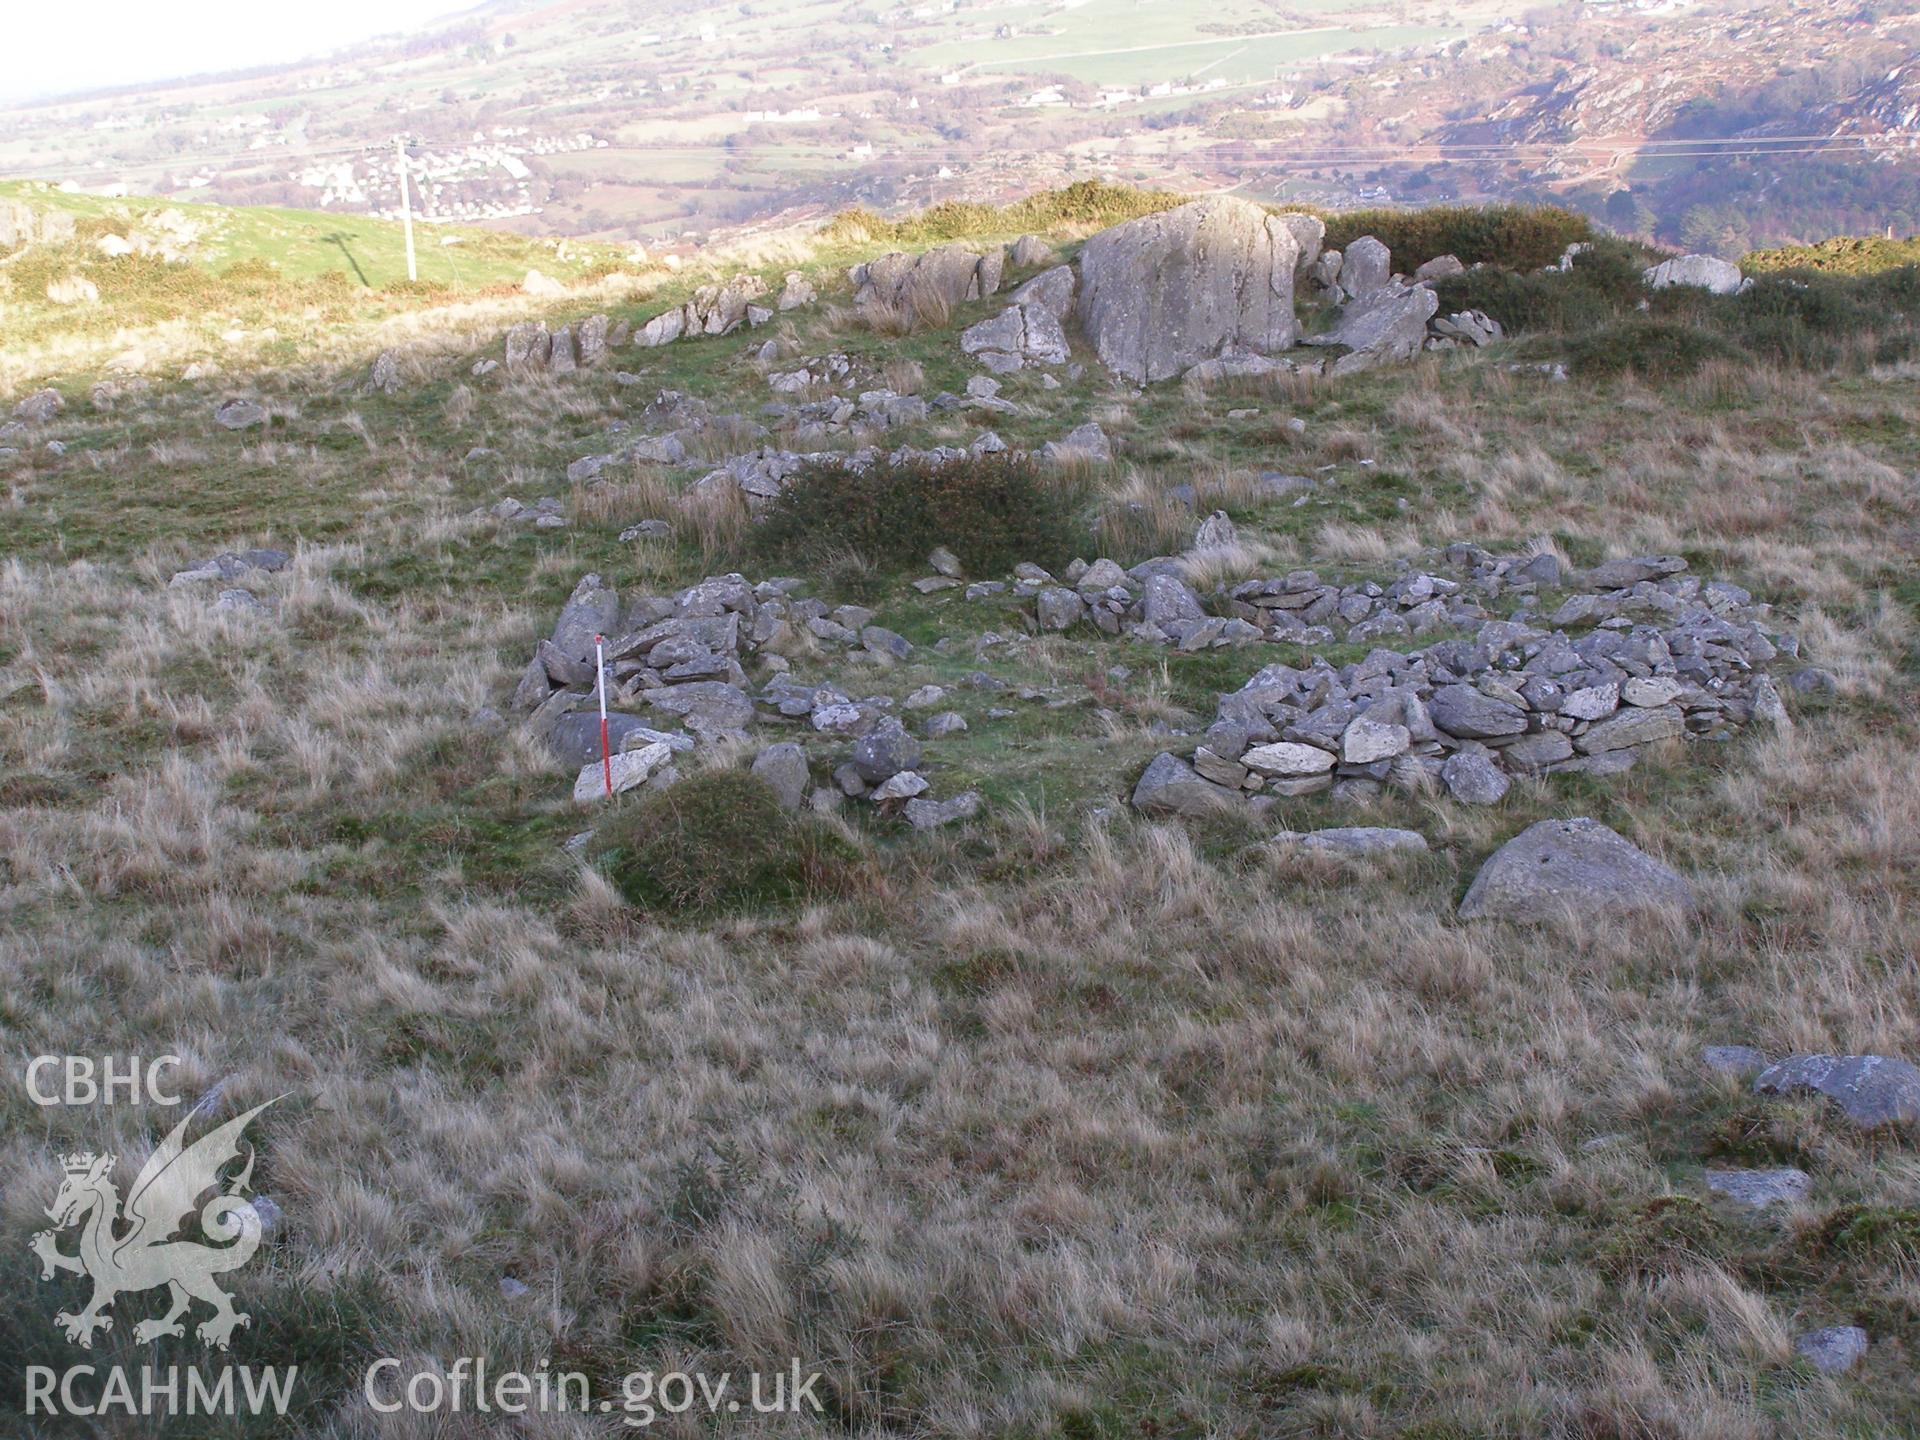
<box><xmin>2</xmin><ymin>292</ymin><xmax>1919</xmax><ymax>1440</ymax></box>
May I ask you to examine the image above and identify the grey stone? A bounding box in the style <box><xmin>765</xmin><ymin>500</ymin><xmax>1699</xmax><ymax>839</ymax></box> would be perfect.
<box><xmin>861</xmin><ymin>625</ymin><xmax>913</xmax><ymax>659</ymax></box>
<box><xmin>1703</xmin><ymin>1045</ymin><xmax>1768</xmax><ymax>1078</ymax></box>
<box><xmin>1499</xmin><ymin>731</ymin><xmax>1575</xmax><ymax>772</ymax></box>
<box><xmin>213</xmin><ymin>398</ymin><xmax>268</xmax><ymax>430</ymax></box>
<box><xmin>550</xmin><ymin>574</ymin><xmax>620</xmax><ymax>664</ymax></box>
<box><xmin>1340</xmin><ymin>235</ymin><xmax>1391</xmax><ymax>298</ymax></box>
<box><xmin>1313</xmin><ymin>284</ymin><xmax>1440</xmax><ymax>373</ymax></box>
<box><xmin>751</xmin><ymin>742</ymin><xmax>810</xmax><ymax>810</ymax></box>
<box><xmin>1429</xmin><ymin>684</ymin><xmax>1527</xmax><ymax>739</ymax></box>
<box><xmin>905</xmin><ymin>790</ymin><xmax>982</xmax><ymax>830</ymax></box>
<box><xmin>924</xmin><ymin>711</ymin><xmax>968</xmax><ymax>738</ymax></box>
<box><xmin>573</xmin><ymin>742</ymin><xmax>673</xmax><ymax>803</ymax></box>
<box><xmin>1575</xmin><ymin>705</ymin><xmax>1683</xmax><ymax>754</ymax></box>
<box><xmin>1562</xmin><ymin>683</ymin><xmax>1620</xmax><ymax>721</ymax></box>
<box><xmin>643</xmin><ymin>681</ymin><xmax>754</xmax><ymax>736</ymax></box>
<box><xmin>1622</xmin><ymin>676</ymin><xmax>1682</xmax><ymax>707</ymax></box>
<box><xmin>1009</xmin><ymin>234</ymin><xmax>1053</xmax><ymax>268</ymax></box>
<box><xmin>548</xmin><ymin>713</ymin><xmax>689</xmax><ymax>769</ymax></box>
<box><xmin>1794</xmin><ymin>1326</ymin><xmax>1867</xmax><ymax>1374</ymax></box>
<box><xmin>871</xmin><ymin>770</ymin><xmax>930</xmax><ymax>801</ymax></box>
<box><xmin>1644</xmin><ymin>254</ymin><xmax>1745</xmax><ymax>295</ymax></box>
<box><xmin>1703</xmin><ymin>1167</ymin><xmax>1810</xmax><ymax>1210</ymax></box>
<box><xmin>1459</xmin><ymin>818</ymin><xmax>1695</xmax><ymax>923</ymax></box>
<box><xmin>1342</xmin><ymin>714</ymin><xmax>1409</xmax><ymax>764</ymax></box>
<box><xmin>1441</xmin><ymin>749</ymin><xmax>1510</xmax><ymax>805</ymax></box>
<box><xmin>1192</xmin><ymin>510</ymin><xmax>1238</xmax><ymax>550</ymax></box>
<box><xmin>1131</xmin><ymin>752</ymin><xmax>1242</xmax><ymax>816</ymax></box>
<box><xmin>1243</xmin><ymin>742</ymin><xmax>1337</xmax><ymax>777</ymax></box>
<box><xmin>850</xmin><ymin>717</ymin><xmax>922</xmax><ymax>784</ymax></box>
<box><xmin>12</xmin><ymin>388</ymin><xmax>63</xmax><ymax>423</ymax></box>
<box><xmin>1036</xmin><ymin>587</ymin><xmax>1086</xmax><ymax>631</ymax></box>
<box><xmin>1075</xmin><ymin>197</ymin><xmax>1300</xmax><ymax>383</ymax></box>
<box><xmin>1272</xmin><ymin>826</ymin><xmax>1428</xmax><ymax>856</ymax></box>
<box><xmin>1585</xmin><ymin>554</ymin><xmax>1687</xmax><ymax>589</ymax></box>
<box><xmin>1753</xmin><ymin>1054</ymin><xmax>1920</xmax><ymax>1128</ymax></box>
<box><xmin>1141</xmin><ymin>573</ymin><xmax>1205</xmax><ymax>627</ymax></box>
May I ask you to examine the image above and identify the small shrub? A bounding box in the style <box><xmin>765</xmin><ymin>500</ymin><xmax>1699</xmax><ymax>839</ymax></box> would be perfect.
<box><xmin>1745</xmin><ymin>234</ymin><xmax>1920</xmax><ymax>277</ymax></box>
<box><xmin>1432</xmin><ymin>237</ymin><xmax>1650</xmax><ymax>334</ymax></box>
<box><xmin>1568</xmin><ymin>320</ymin><xmax>1749</xmax><ymax>382</ymax></box>
<box><xmin>1597</xmin><ymin>1196</ymin><xmax>1729</xmax><ymax>1279</ymax></box>
<box><xmin>589</xmin><ymin>771</ymin><xmax>860</xmax><ymax>917</ymax></box>
<box><xmin>1323</xmin><ymin>203</ymin><xmax>1595</xmax><ymax>271</ymax></box>
<box><xmin>750</xmin><ymin>454</ymin><xmax>1088</xmax><ymax>578</ymax></box>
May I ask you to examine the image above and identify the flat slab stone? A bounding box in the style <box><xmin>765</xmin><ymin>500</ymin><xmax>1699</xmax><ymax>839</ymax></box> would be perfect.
<box><xmin>1272</xmin><ymin>827</ymin><xmax>1428</xmax><ymax>856</ymax></box>
<box><xmin>1753</xmin><ymin>1053</ymin><xmax>1920</xmax><ymax>1128</ymax></box>
<box><xmin>573</xmin><ymin>742</ymin><xmax>672</xmax><ymax>803</ymax></box>
<box><xmin>1703</xmin><ymin>1167</ymin><xmax>1810</xmax><ymax>1210</ymax></box>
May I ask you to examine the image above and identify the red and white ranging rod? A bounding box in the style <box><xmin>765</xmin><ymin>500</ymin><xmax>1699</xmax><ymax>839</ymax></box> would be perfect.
<box><xmin>595</xmin><ymin>634</ymin><xmax>612</xmax><ymax>797</ymax></box>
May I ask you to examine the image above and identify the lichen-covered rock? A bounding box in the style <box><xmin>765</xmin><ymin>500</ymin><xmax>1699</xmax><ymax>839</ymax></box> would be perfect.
<box><xmin>1753</xmin><ymin>1054</ymin><xmax>1920</xmax><ymax>1128</ymax></box>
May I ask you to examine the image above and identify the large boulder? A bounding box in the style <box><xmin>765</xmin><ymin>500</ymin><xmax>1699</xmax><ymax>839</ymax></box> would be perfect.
<box><xmin>1644</xmin><ymin>254</ymin><xmax>1745</xmax><ymax>295</ymax></box>
<box><xmin>1074</xmin><ymin>197</ymin><xmax>1300</xmax><ymax>383</ymax></box>
<box><xmin>1458</xmin><ymin>818</ymin><xmax>1695</xmax><ymax>923</ymax></box>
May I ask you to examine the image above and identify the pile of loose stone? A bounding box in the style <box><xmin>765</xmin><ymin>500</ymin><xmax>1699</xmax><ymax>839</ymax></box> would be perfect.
<box><xmin>966</xmin><ymin>543</ymin><xmax>1818</xmax><ymax>813</ymax></box>
<box><xmin>508</xmin><ymin>571</ymin><xmax>982</xmax><ymax>827</ymax></box>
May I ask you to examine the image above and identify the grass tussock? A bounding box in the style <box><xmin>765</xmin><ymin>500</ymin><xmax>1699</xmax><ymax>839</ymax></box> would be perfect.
<box><xmin>749</xmin><ymin>454</ymin><xmax>1088</xmax><ymax>579</ymax></box>
<box><xmin>587</xmin><ymin>770</ymin><xmax>863</xmax><ymax>916</ymax></box>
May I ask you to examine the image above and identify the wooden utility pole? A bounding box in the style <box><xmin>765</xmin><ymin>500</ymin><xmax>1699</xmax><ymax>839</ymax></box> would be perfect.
<box><xmin>395</xmin><ymin>136</ymin><xmax>417</xmax><ymax>283</ymax></box>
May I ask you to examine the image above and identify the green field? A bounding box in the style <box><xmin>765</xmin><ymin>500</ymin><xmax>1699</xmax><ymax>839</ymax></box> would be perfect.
<box><xmin>908</xmin><ymin>0</ymin><xmax>1479</xmax><ymax>86</ymax></box>
<box><xmin>0</xmin><ymin>179</ymin><xmax>625</xmax><ymax>291</ymax></box>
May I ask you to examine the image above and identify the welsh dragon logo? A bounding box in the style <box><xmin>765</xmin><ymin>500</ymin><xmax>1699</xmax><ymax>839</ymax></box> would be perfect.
<box><xmin>30</xmin><ymin>1099</ymin><xmax>279</xmax><ymax>1350</ymax></box>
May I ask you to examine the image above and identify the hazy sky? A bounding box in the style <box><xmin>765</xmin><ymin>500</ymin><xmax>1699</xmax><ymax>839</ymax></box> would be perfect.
<box><xmin>2</xmin><ymin>0</ymin><xmax>466</xmax><ymax>103</ymax></box>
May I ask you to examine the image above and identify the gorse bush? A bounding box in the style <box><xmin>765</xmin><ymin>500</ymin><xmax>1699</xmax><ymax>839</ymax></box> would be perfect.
<box><xmin>1567</xmin><ymin>320</ymin><xmax>1748</xmax><ymax>381</ymax></box>
<box><xmin>1322</xmin><ymin>204</ymin><xmax>1596</xmax><ymax>271</ymax></box>
<box><xmin>750</xmin><ymin>454</ymin><xmax>1088</xmax><ymax>580</ymax></box>
<box><xmin>1431</xmin><ymin>238</ymin><xmax>1652</xmax><ymax>334</ymax></box>
<box><xmin>820</xmin><ymin>181</ymin><xmax>1184</xmax><ymax>249</ymax></box>
<box><xmin>1744</xmin><ymin>234</ymin><xmax>1920</xmax><ymax>277</ymax></box>
<box><xmin>589</xmin><ymin>771</ymin><xmax>861</xmax><ymax>917</ymax></box>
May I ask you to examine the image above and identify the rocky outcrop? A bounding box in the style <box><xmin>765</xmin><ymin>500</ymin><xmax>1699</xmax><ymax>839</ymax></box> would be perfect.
<box><xmin>960</xmin><ymin>264</ymin><xmax>1074</xmax><ymax>371</ymax></box>
<box><xmin>12</xmin><ymin>389</ymin><xmax>63</xmax><ymax>423</ymax></box>
<box><xmin>1075</xmin><ymin>197</ymin><xmax>1300</xmax><ymax>383</ymax></box>
<box><xmin>852</xmin><ymin>244</ymin><xmax>1002</xmax><ymax>316</ymax></box>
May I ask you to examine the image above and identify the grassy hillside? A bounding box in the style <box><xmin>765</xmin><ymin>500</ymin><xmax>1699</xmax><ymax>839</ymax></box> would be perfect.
<box><xmin>0</xmin><ymin>179</ymin><xmax>627</xmax><ymax>287</ymax></box>
<box><xmin>2</xmin><ymin>194</ymin><xmax>1918</xmax><ymax>1437</ymax></box>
